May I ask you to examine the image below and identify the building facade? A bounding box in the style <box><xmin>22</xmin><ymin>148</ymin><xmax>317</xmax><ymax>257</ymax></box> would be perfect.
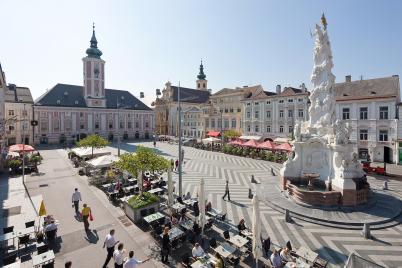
<box><xmin>202</xmin><ymin>86</ymin><xmax>251</xmax><ymax>137</ymax></box>
<box><xmin>242</xmin><ymin>84</ymin><xmax>310</xmax><ymax>140</ymax></box>
<box><xmin>182</xmin><ymin>107</ymin><xmax>204</xmax><ymax>139</ymax></box>
<box><xmin>0</xmin><ymin>64</ymin><xmax>6</xmax><ymax>151</ymax></box>
<box><xmin>4</xmin><ymin>84</ymin><xmax>34</xmax><ymax>146</ymax></box>
<box><xmin>335</xmin><ymin>75</ymin><xmax>400</xmax><ymax>163</ymax></box>
<box><xmin>154</xmin><ymin>62</ymin><xmax>210</xmax><ymax>137</ymax></box>
<box><xmin>33</xmin><ymin>26</ymin><xmax>153</xmax><ymax>145</ymax></box>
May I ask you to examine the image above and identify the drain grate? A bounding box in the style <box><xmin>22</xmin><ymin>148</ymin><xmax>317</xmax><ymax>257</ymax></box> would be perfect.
<box><xmin>39</xmin><ymin>184</ymin><xmax>48</xmax><ymax>187</ymax></box>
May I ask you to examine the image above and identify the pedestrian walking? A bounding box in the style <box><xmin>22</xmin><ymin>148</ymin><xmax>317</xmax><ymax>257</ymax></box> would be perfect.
<box><xmin>103</xmin><ymin>229</ymin><xmax>120</xmax><ymax>268</ymax></box>
<box><xmin>153</xmin><ymin>140</ymin><xmax>156</xmax><ymax>147</ymax></box>
<box><xmin>81</xmin><ymin>204</ymin><xmax>91</xmax><ymax>231</ymax></box>
<box><xmin>71</xmin><ymin>188</ymin><xmax>82</xmax><ymax>214</ymax></box>
<box><xmin>175</xmin><ymin>159</ymin><xmax>179</xmax><ymax>171</ymax></box>
<box><xmin>113</xmin><ymin>243</ymin><xmax>126</xmax><ymax>268</ymax></box>
<box><xmin>170</xmin><ymin>159</ymin><xmax>174</xmax><ymax>170</ymax></box>
<box><xmin>161</xmin><ymin>227</ymin><xmax>170</xmax><ymax>263</ymax></box>
<box><xmin>222</xmin><ymin>179</ymin><xmax>230</xmax><ymax>201</ymax></box>
<box><xmin>123</xmin><ymin>250</ymin><xmax>150</xmax><ymax>268</ymax></box>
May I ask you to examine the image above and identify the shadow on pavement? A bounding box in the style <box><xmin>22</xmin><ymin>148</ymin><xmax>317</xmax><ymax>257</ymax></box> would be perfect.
<box><xmin>84</xmin><ymin>229</ymin><xmax>99</xmax><ymax>244</ymax></box>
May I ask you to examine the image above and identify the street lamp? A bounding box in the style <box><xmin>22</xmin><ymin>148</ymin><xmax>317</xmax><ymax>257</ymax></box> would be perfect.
<box><xmin>220</xmin><ymin>109</ymin><xmax>224</xmax><ymax>144</ymax></box>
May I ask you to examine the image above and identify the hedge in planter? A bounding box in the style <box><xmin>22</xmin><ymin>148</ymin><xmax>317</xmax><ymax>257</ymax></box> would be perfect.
<box><xmin>127</xmin><ymin>192</ymin><xmax>159</xmax><ymax>209</ymax></box>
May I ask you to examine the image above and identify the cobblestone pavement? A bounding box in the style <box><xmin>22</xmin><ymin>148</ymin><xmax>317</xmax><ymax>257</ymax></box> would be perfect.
<box><xmin>114</xmin><ymin>141</ymin><xmax>402</xmax><ymax>268</ymax></box>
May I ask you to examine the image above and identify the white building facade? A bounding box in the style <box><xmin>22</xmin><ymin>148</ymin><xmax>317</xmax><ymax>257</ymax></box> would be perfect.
<box><xmin>33</xmin><ymin>26</ymin><xmax>153</xmax><ymax>145</ymax></box>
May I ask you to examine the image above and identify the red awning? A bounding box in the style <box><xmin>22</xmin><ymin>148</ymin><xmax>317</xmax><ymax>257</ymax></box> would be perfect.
<box><xmin>242</xmin><ymin>139</ymin><xmax>259</xmax><ymax>148</ymax></box>
<box><xmin>275</xmin><ymin>142</ymin><xmax>292</xmax><ymax>151</ymax></box>
<box><xmin>257</xmin><ymin>140</ymin><xmax>276</xmax><ymax>150</ymax></box>
<box><xmin>8</xmin><ymin>144</ymin><xmax>35</xmax><ymax>153</ymax></box>
<box><xmin>207</xmin><ymin>131</ymin><xmax>221</xmax><ymax>137</ymax></box>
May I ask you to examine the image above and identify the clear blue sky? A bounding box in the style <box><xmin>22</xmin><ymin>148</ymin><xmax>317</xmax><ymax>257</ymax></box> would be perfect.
<box><xmin>1</xmin><ymin>0</ymin><xmax>401</xmax><ymax>106</ymax></box>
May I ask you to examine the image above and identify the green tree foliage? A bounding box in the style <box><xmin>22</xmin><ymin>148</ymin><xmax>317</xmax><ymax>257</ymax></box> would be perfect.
<box><xmin>76</xmin><ymin>134</ymin><xmax>109</xmax><ymax>158</ymax></box>
<box><xmin>223</xmin><ymin>129</ymin><xmax>241</xmax><ymax>140</ymax></box>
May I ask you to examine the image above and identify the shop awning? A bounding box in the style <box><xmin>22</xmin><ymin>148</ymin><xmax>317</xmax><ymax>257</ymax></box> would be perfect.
<box><xmin>207</xmin><ymin>131</ymin><xmax>221</xmax><ymax>137</ymax></box>
<box><xmin>239</xmin><ymin>135</ymin><xmax>262</xmax><ymax>141</ymax></box>
<box><xmin>8</xmin><ymin>144</ymin><xmax>35</xmax><ymax>153</ymax></box>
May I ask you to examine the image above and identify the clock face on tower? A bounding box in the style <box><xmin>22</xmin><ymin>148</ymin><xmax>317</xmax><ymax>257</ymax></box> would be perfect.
<box><xmin>94</xmin><ymin>68</ymin><xmax>100</xmax><ymax>78</ymax></box>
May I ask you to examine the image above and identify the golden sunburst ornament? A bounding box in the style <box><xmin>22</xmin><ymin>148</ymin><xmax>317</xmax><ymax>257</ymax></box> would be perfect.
<box><xmin>321</xmin><ymin>13</ymin><xmax>328</xmax><ymax>30</ymax></box>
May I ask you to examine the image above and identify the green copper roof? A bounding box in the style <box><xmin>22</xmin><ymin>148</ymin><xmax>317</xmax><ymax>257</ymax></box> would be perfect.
<box><xmin>197</xmin><ymin>60</ymin><xmax>206</xmax><ymax>80</ymax></box>
<box><xmin>86</xmin><ymin>24</ymin><xmax>103</xmax><ymax>59</ymax></box>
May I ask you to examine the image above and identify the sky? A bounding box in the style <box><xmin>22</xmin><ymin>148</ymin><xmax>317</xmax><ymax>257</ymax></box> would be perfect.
<box><xmin>1</xmin><ymin>0</ymin><xmax>402</xmax><ymax>106</ymax></box>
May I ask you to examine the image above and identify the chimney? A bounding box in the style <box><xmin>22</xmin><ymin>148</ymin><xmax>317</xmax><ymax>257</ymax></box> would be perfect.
<box><xmin>345</xmin><ymin>75</ymin><xmax>352</xmax><ymax>82</ymax></box>
<box><xmin>276</xmin><ymin>85</ymin><xmax>281</xmax><ymax>94</ymax></box>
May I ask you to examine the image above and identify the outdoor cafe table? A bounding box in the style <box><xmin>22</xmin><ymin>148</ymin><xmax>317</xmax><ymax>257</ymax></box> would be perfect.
<box><xmin>171</xmin><ymin>202</ymin><xmax>186</xmax><ymax>213</ymax></box>
<box><xmin>179</xmin><ymin>219</ymin><xmax>194</xmax><ymax>231</ymax></box>
<box><xmin>143</xmin><ymin>212</ymin><xmax>165</xmax><ymax>224</ymax></box>
<box><xmin>4</xmin><ymin>261</ymin><xmax>21</xmax><ymax>268</ymax></box>
<box><xmin>284</xmin><ymin>258</ymin><xmax>311</xmax><ymax>268</ymax></box>
<box><xmin>123</xmin><ymin>185</ymin><xmax>137</xmax><ymax>194</ymax></box>
<box><xmin>296</xmin><ymin>246</ymin><xmax>318</xmax><ymax>264</ymax></box>
<box><xmin>240</xmin><ymin>229</ymin><xmax>253</xmax><ymax>239</ymax></box>
<box><xmin>16</xmin><ymin>226</ymin><xmax>35</xmax><ymax>237</ymax></box>
<box><xmin>32</xmin><ymin>250</ymin><xmax>55</xmax><ymax>267</ymax></box>
<box><xmin>229</xmin><ymin>234</ymin><xmax>249</xmax><ymax>248</ymax></box>
<box><xmin>148</xmin><ymin>188</ymin><xmax>164</xmax><ymax>195</ymax></box>
<box><xmin>101</xmin><ymin>183</ymin><xmax>116</xmax><ymax>191</ymax></box>
<box><xmin>191</xmin><ymin>254</ymin><xmax>217</xmax><ymax>268</ymax></box>
<box><xmin>160</xmin><ymin>227</ymin><xmax>185</xmax><ymax>241</ymax></box>
<box><xmin>183</xmin><ymin>199</ymin><xmax>197</xmax><ymax>207</ymax></box>
<box><xmin>207</xmin><ymin>208</ymin><xmax>224</xmax><ymax>220</ymax></box>
<box><xmin>213</xmin><ymin>242</ymin><xmax>236</xmax><ymax>259</ymax></box>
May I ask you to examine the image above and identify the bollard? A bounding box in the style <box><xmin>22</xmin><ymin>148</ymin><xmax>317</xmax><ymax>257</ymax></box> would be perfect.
<box><xmin>248</xmin><ymin>189</ymin><xmax>253</xmax><ymax>199</ymax></box>
<box><xmin>362</xmin><ymin>223</ymin><xmax>371</xmax><ymax>239</ymax></box>
<box><xmin>383</xmin><ymin>181</ymin><xmax>388</xmax><ymax>190</ymax></box>
<box><xmin>285</xmin><ymin>209</ymin><xmax>291</xmax><ymax>223</ymax></box>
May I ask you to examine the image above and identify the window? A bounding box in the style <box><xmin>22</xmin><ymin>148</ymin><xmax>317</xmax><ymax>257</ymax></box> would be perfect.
<box><xmin>279</xmin><ymin>110</ymin><xmax>284</xmax><ymax>118</ymax></box>
<box><xmin>289</xmin><ymin>125</ymin><xmax>293</xmax><ymax>133</ymax></box>
<box><xmin>288</xmin><ymin>99</ymin><xmax>293</xmax><ymax>103</ymax></box>
<box><xmin>205</xmin><ymin>119</ymin><xmax>209</xmax><ymax>128</ymax></box>
<box><xmin>231</xmin><ymin>119</ymin><xmax>236</xmax><ymax>128</ymax></box>
<box><xmin>298</xmin><ymin>98</ymin><xmax>303</xmax><ymax>102</ymax></box>
<box><xmin>360</xmin><ymin>107</ymin><xmax>368</xmax><ymax>120</ymax></box>
<box><xmin>109</xmin><ymin>123</ymin><xmax>113</xmax><ymax>129</ymax></box>
<box><xmin>22</xmin><ymin>110</ymin><xmax>28</xmax><ymax>117</ymax></box>
<box><xmin>279</xmin><ymin>100</ymin><xmax>284</xmax><ymax>104</ymax></box>
<box><xmin>247</xmin><ymin>125</ymin><xmax>250</xmax><ymax>132</ymax></box>
<box><xmin>237</xmin><ymin>108</ymin><xmax>241</xmax><ymax>113</ymax></box>
<box><xmin>9</xmin><ymin>125</ymin><xmax>14</xmax><ymax>131</ymax></box>
<box><xmin>54</xmin><ymin>119</ymin><xmax>60</xmax><ymax>132</ymax></box>
<box><xmin>379</xmin><ymin>106</ymin><xmax>388</xmax><ymax>119</ymax></box>
<box><xmin>145</xmin><ymin>122</ymin><xmax>149</xmax><ymax>128</ymax></box>
<box><xmin>229</xmin><ymin>108</ymin><xmax>234</xmax><ymax>113</ymax></box>
<box><xmin>279</xmin><ymin>126</ymin><xmax>284</xmax><ymax>133</ymax></box>
<box><xmin>266</xmin><ymin>125</ymin><xmax>271</xmax><ymax>133</ymax></box>
<box><xmin>80</xmin><ymin>112</ymin><xmax>84</xmax><ymax>118</ymax></box>
<box><xmin>266</xmin><ymin>101</ymin><xmax>271</xmax><ymax>105</ymax></box>
<box><xmin>379</xmin><ymin>130</ymin><xmax>388</xmax><ymax>141</ymax></box>
<box><xmin>211</xmin><ymin>120</ymin><xmax>215</xmax><ymax>128</ymax></box>
<box><xmin>127</xmin><ymin>122</ymin><xmax>132</xmax><ymax>129</ymax></box>
<box><xmin>255</xmin><ymin>125</ymin><xmax>259</xmax><ymax>132</ymax></box>
<box><xmin>8</xmin><ymin>110</ymin><xmax>14</xmax><ymax>116</ymax></box>
<box><xmin>135</xmin><ymin>122</ymin><xmax>139</xmax><ymax>128</ymax></box>
<box><xmin>266</xmin><ymin>111</ymin><xmax>271</xmax><ymax>118</ymax></box>
<box><xmin>255</xmin><ymin>102</ymin><xmax>259</xmax><ymax>105</ymax></box>
<box><xmin>342</xmin><ymin>108</ymin><xmax>350</xmax><ymax>120</ymax></box>
<box><xmin>65</xmin><ymin>119</ymin><xmax>72</xmax><ymax>131</ymax></box>
<box><xmin>40</xmin><ymin>120</ymin><xmax>48</xmax><ymax>132</ymax></box>
<box><xmin>224</xmin><ymin>119</ymin><xmax>229</xmax><ymax>128</ymax></box>
<box><xmin>246</xmin><ymin>111</ymin><xmax>251</xmax><ymax>119</ymax></box>
<box><xmin>120</xmin><ymin>122</ymin><xmax>124</xmax><ymax>129</ymax></box>
<box><xmin>247</xmin><ymin>103</ymin><xmax>251</xmax><ymax>106</ymax></box>
<box><xmin>80</xmin><ymin>124</ymin><xmax>85</xmax><ymax>130</ymax></box>
<box><xmin>359</xmin><ymin>129</ymin><xmax>368</xmax><ymax>140</ymax></box>
<box><xmin>217</xmin><ymin>120</ymin><xmax>221</xmax><ymax>128</ymax></box>
<box><xmin>288</xmin><ymin>110</ymin><xmax>293</xmax><ymax>118</ymax></box>
<box><xmin>255</xmin><ymin>110</ymin><xmax>259</xmax><ymax>119</ymax></box>
<box><xmin>95</xmin><ymin>122</ymin><xmax>100</xmax><ymax>129</ymax></box>
<box><xmin>298</xmin><ymin>109</ymin><xmax>304</xmax><ymax>118</ymax></box>
<box><xmin>224</xmin><ymin>108</ymin><xmax>228</xmax><ymax>113</ymax></box>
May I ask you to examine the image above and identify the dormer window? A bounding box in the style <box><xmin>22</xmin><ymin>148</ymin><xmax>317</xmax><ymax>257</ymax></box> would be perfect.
<box><xmin>64</xmin><ymin>91</ymin><xmax>68</xmax><ymax>96</ymax></box>
<box><xmin>75</xmin><ymin>100</ymin><xmax>79</xmax><ymax>105</ymax></box>
<box><xmin>56</xmin><ymin>100</ymin><xmax>61</xmax><ymax>104</ymax></box>
<box><xmin>343</xmin><ymin>94</ymin><xmax>348</xmax><ymax>96</ymax></box>
<box><xmin>370</xmin><ymin>91</ymin><xmax>376</xmax><ymax>94</ymax></box>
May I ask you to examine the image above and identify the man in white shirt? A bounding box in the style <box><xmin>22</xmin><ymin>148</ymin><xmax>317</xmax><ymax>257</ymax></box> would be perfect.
<box><xmin>113</xmin><ymin>243</ymin><xmax>125</xmax><ymax>268</ymax></box>
<box><xmin>71</xmin><ymin>188</ymin><xmax>82</xmax><ymax>214</ymax></box>
<box><xmin>103</xmin><ymin>229</ymin><xmax>119</xmax><ymax>268</ymax></box>
<box><xmin>124</xmin><ymin>251</ymin><xmax>149</xmax><ymax>268</ymax></box>
<box><xmin>192</xmin><ymin>243</ymin><xmax>205</xmax><ymax>258</ymax></box>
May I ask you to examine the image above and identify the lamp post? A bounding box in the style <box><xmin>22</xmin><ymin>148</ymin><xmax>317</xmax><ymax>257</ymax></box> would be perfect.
<box><xmin>178</xmin><ymin>82</ymin><xmax>183</xmax><ymax>197</ymax></box>
<box><xmin>22</xmin><ymin>104</ymin><xmax>26</xmax><ymax>184</ymax></box>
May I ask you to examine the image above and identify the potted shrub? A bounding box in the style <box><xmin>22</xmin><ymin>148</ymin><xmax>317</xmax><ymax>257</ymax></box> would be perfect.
<box><xmin>8</xmin><ymin>159</ymin><xmax>22</xmax><ymax>174</ymax></box>
<box><xmin>123</xmin><ymin>192</ymin><xmax>160</xmax><ymax>222</ymax></box>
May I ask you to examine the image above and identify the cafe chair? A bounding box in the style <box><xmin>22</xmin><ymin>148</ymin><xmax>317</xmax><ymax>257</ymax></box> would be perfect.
<box><xmin>25</xmin><ymin>220</ymin><xmax>35</xmax><ymax>228</ymax></box>
<box><xmin>18</xmin><ymin>234</ymin><xmax>31</xmax><ymax>249</ymax></box>
<box><xmin>42</xmin><ymin>261</ymin><xmax>55</xmax><ymax>268</ymax></box>
<box><xmin>223</xmin><ymin>230</ymin><xmax>230</xmax><ymax>239</ymax></box>
<box><xmin>220</xmin><ymin>213</ymin><xmax>227</xmax><ymax>221</ymax></box>
<box><xmin>180</xmin><ymin>253</ymin><xmax>191</xmax><ymax>268</ymax></box>
<box><xmin>37</xmin><ymin>243</ymin><xmax>49</xmax><ymax>254</ymax></box>
<box><xmin>209</xmin><ymin>238</ymin><xmax>217</xmax><ymax>248</ymax></box>
<box><xmin>3</xmin><ymin>226</ymin><xmax>14</xmax><ymax>234</ymax></box>
<box><xmin>228</xmin><ymin>256</ymin><xmax>240</xmax><ymax>267</ymax></box>
<box><xmin>2</xmin><ymin>251</ymin><xmax>17</xmax><ymax>265</ymax></box>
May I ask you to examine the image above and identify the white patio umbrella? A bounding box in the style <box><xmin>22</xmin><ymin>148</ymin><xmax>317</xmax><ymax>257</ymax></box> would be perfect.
<box><xmin>167</xmin><ymin>166</ymin><xmax>174</xmax><ymax>209</ymax></box>
<box><xmin>202</xmin><ymin>137</ymin><xmax>221</xmax><ymax>143</ymax></box>
<box><xmin>198</xmin><ymin>178</ymin><xmax>206</xmax><ymax>235</ymax></box>
<box><xmin>252</xmin><ymin>194</ymin><xmax>262</xmax><ymax>268</ymax></box>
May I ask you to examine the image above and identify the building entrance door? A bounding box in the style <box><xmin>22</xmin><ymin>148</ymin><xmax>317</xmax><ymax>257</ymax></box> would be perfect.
<box><xmin>384</xmin><ymin>146</ymin><xmax>391</xmax><ymax>163</ymax></box>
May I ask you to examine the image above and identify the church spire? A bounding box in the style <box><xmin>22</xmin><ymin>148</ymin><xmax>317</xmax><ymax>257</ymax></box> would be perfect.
<box><xmin>197</xmin><ymin>60</ymin><xmax>206</xmax><ymax>80</ymax></box>
<box><xmin>86</xmin><ymin>23</ymin><xmax>103</xmax><ymax>59</ymax></box>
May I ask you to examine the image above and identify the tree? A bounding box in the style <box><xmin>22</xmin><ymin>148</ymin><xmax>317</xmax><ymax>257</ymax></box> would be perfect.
<box><xmin>76</xmin><ymin>134</ymin><xmax>109</xmax><ymax>158</ymax></box>
<box><xmin>223</xmin><ymin>129</ymin><xmax>241</xmax><ymax>140</ymax></box>
<box><xmin>115</xmin><ymin>146</ymin><xmax>170</xmax><ymax>195</ymax></box>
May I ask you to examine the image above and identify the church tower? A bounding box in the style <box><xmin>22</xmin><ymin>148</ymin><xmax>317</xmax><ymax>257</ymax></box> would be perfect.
<box><xmin>196</xmin><ymin>60</ymin><xmax>208</xmax><ymax>90</ymax></box>
<box><xmin>83</xmin><ymin>24</ymin><xmax>106</xmax><ymax>107</ymax></box>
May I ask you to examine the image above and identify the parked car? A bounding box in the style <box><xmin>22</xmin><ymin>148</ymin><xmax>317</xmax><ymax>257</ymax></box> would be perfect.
<box><xmin>183</xmin><ymin>138</ymin><xmax>197</xmax><ymax>146</ymax></box>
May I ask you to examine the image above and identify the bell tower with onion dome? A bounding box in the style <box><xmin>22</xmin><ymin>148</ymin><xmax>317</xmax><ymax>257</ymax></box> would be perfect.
<box><xmin>82</xmin><ymin>23</ymin><xmax>106</xmax><ymax>108</ymax></box>
<box><xmin>196</xmin><ymin>60</ymin><xmax>208</xmax><ymax>90</ymax></box>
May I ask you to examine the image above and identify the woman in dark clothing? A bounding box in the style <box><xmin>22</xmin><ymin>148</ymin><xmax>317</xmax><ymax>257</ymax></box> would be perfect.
<box><xmin>263</xmin><ymin>237</ymin><xmax>271</xmax><ymax>257</ymax></box>
<box><xmin>161</xmin><ymin>227</ymin><xmax>170</xmax><ymax>263</ymax></box>
<box><xmin>237</xmin><ymin>219</ymin><xmax>247</xmax><ymax>232</ymax></box>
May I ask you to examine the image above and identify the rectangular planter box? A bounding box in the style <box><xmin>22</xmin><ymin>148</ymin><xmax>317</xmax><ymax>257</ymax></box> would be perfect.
<box><xmin>123</xmin><ymin>200</ymin><xmax>160</xmax><ymax>223</ymax></box>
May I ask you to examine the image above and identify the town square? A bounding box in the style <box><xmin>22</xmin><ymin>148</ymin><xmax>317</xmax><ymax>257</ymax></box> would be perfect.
<box><xmin>1</xmin><ymin>1</ymin><xmax>402</xmax><ymax>268</ymax></box>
